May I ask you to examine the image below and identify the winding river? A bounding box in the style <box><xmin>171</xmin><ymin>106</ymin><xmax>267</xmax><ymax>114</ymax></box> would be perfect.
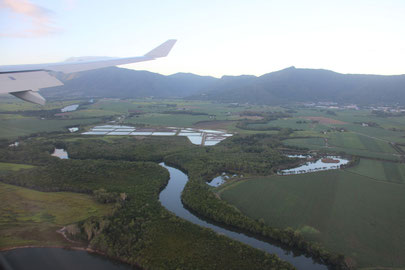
<box><xmin>159</xmin><ymin>163</ymin><xmax>327</xmax><ymax>270</ymax></box>
<box><xmin>1</xmin><ymin>163</ymin><xmax>327</xmax><ymax>269</ymax></box>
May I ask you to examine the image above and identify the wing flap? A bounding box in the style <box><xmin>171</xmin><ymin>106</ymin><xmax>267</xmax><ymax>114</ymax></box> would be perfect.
<box><xmin>10</xmin><ymin>90</ymin><xmax>46</xmax><ymax>105</ymax></box>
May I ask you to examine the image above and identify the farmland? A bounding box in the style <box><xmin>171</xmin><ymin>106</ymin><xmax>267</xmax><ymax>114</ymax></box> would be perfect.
<box><xmin>3</xmin><ymin>97</ymin><xmax>405</xmax><ymax>269</ymax></box>
<box><xmin>0</xmin><ymin>177</ymin><xmax>112</xmax><ymax>249</ymax></box>
<box><xmin>0</xmin><ymin>116</ymin><xmax>102</xmax><ymax>139</ymax></box>
<box><xmin>219</xmin><ymin>168</ymin><xmax>405</xmax><ymax>268</ymax></box>
<box><xmin>346</xmin><ymin>158</ymin><xmax>405</xmax><ymax>184</ymax></box>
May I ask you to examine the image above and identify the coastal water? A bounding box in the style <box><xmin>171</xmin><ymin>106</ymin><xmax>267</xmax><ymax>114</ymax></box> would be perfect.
<box><xmin>159</xmin><ymin>163</ymin><xmax>327</xmax><ymax>270</ymax></box>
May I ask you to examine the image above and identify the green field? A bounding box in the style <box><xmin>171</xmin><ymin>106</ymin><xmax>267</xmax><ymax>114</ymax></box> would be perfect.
<box><xmin>328</xmin><ymin>132</ymin><xmax>397</xmax><ymax>154</ymax></box>
<box><xmin>284</xmin><ymin>132</ymin><xmax>401</xmax><ymax>161</ymax></box>
<box><xmin>0</xmin><ymin>181</ymin><xmax>112</xmax><ymax>249</ymax></box>
<box><xmin>219</xmin><ymin>167</ymin><xmax>405</xmax><ymax>268</ymax></box>
<box><xmin>346</xmin><ymin>159</ymin><xmax>405</xmax><ymax>184</ymax></box>
<box><xmin>0</xmin><ymin>98</ymin><xmax>81</xmax><ymax>112</ymax></box>
<box><xmin>124</xmin><ymin>113</ymin><xmax>213</xmax><ymax>127</ymax></box>
<box><xmin>0</xmin><ymin>162</ymin><xmax>35</xmax><ymax>171</ymax></box>
<box><xmin>0</xmin><ymin>117</ymin><xmax>101</xmax><ymax>139</ymax></box>
<box><xmin>3</xmin><ymin>98</ymin><xmax>405</xmax><ymax>268</ymax></box>
<box><xmin>283</xmin><ymin>137</ymin><xmax>326</xmax><ymax>148</ymax></box>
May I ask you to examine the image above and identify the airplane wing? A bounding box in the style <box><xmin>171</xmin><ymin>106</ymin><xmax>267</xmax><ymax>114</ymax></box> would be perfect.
<box><xmin>0</xmin><ymin>39</ymin><xmax>177</xmax><ymax>105</ymax></box>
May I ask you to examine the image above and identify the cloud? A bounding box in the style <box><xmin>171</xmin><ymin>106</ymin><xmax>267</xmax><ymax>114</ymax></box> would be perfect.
<box><xmin>0</xmin><ymin>0</ymin><xmax>60</xmax><ymax>37</ymax></box>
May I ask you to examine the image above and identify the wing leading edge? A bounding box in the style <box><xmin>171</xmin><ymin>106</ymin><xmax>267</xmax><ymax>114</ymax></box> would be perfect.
<box><xmin>0</xmin><ymin>39</ymin><xmax>176</xmax><ymax>105</ymax></box>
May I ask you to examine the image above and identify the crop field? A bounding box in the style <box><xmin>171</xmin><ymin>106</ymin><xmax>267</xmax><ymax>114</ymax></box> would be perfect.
<box><xmin>284</xmin><ymin>126</ymin><xmax>401</xmax><ymax>161</ymax></box>
<box><xmin>0</xmin><ymin>97</ymin><xmax>81</xmax><ymax>112</ymax></box>
<box><xmin>0</xmin><ymin>117</ymin><xmax>101</xmax><ymax>139</ymax></box>
<box><xmin>0</xmin><ymin>180</ymin><xmax>112</xmax><ymax>249</ymax></box>
<box><xmin>346</xmin><ymin>158</ymin><xmax>405</xmax><ymax>184</ymax></box>
<box><xmin>219</xmin><ymin>168</ymin><xmax>405</xmax><ymax>268</ymax></box>
<box><xmin>329</xmin><ymin>132</ymin><xmax>397</xmax><ymax>154</ymax></box>
<box><xmin>283</xmin><ymin>137</ymin><xmax>326</xmax><ymax>148</ymax></box>
<box><xmin>124</xmin><ymin>113</ymin><xmax>213</xmax><ymax>127</ymax></box>
<box><xmin>285</xmin><ymin>137</ymin><xmax>400</xmax><ymax>161</ymax></box>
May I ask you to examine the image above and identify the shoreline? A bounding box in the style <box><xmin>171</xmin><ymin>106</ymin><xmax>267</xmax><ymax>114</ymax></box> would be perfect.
<box><xmin>0</xmin><ymin>245</ymin><xmax>142</xmax><ymax>269</ymax></box>
<box><xmin>0</xmin><ymin>227</ymin><xmax>142</xmax><ymax>269</ymax></box>
<box><xmin>0</xmin><ymin>245</ymin><xmax>100</xmax><ymax>254</ymax></box>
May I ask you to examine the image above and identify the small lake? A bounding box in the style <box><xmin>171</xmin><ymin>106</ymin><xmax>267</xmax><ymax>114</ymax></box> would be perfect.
<box><xmin>207</xmin><ymin>173</ymin><xmax>240</xmax><ymax>187</ymax></box>
<box><xmin>0</xmin><ymin>248</ymin><xmax>136</xmax><ymax>270</ymax></box>
<box><xmin>61</xmin><ymin>104</ymin><xmax>79</xmax><ymax>112</ymax></box>
<box><xmin>51</xmin><ymin>149</ymin><xmax>69</xmax><ymax>159</ymax></box>
<box><xmin>280</xmin><ymin>156</ymin><xmax>349</xmax><ymax>175</ymax></box>
<box><xmin>207</xmin><ymin>175</ymin><xmax>226</xmax><ymax>187</ymax></box>
<box><xmin>159</xmin><ymin>163</ymin><xmax>327</xmax><ymax>270</ymax></box>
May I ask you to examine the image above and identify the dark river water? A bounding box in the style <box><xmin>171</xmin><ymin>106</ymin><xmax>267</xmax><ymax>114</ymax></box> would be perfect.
<box><xmin>0</xmin><ymin>248</ymin><xmax>135</xmax><ymax>270</ymax></box>
<box><xmin>159</xmin><ymin>163</ymin><xmax>327</xmax><ymax>270</ymax></box>
<box><xmin>0</xmin><ymin>163</ymin><xmax>327</xmax><ymax>270</ymax></box>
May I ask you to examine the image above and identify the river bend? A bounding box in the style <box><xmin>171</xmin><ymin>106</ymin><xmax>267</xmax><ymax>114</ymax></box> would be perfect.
<box><xmin>159</xmin><ymin>163</ymin><xmax>327</xmax><ymax>270</ymax></box>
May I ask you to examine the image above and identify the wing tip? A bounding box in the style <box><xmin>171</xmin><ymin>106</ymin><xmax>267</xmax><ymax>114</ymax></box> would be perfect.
<box><xmin>144</xmin><ymin>39</ymin><xmax>177</xmax><ymax>58</ymax></box>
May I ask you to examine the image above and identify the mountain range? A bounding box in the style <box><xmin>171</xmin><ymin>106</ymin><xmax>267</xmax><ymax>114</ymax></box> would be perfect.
<box><xmin>41</xmin><ymin>66</ymin><xmax>405</xmax><ymax>105</ymax></box>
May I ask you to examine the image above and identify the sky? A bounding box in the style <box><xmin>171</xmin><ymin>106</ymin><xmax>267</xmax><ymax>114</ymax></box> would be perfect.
<box><xmin>1</xmin><ymin>0</ymin><xmax>405</xmax><ymax>78</ymax></box>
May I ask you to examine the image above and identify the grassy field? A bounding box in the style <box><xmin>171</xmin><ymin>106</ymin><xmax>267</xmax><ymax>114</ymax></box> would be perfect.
<box><xmin>284</xmin><ymin>132</ymin><xmax>401</xmax><ymax>161</ymax></box>
<box><xmin>0</xmin><ymin>97</ymin><xmax>81</xmax><ymax>112</ymax></box>
<box><xmin>346</xmin><ymin>159</ymin><xmax>405</xmax><ymax>184</ymax></box>
<box><xmin>0</xmin><ymin>117</ymin><xmax>102</xmax><ymax>139</ymax></box>
<box><xmin>124</xmin><ymin>113</ymin><xmax>213</xmax><ymax>127</ymax></box>
<box><xmin>0</xmin><ymin>181</ymin><xmax>112</xmax><ymax>249</ymax></box>
<box><xmin>0</xmin><ymin>162</ymin><xmax>35</xmax><ymax>171</ymax></box>
<box><xmin>219</xmin><ymin>166</ymin><xmax>405</xmax><ymax>268</ymax></box>
<box><xmin>328</xmin><ymin>132</ymin><xmax>397</xmax><ymax>154</ymax></box>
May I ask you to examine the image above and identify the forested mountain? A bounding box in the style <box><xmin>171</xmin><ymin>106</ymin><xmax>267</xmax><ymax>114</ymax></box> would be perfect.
<box><xmin>41</xmin><ymin>66</ymin><xmax>405</xmax><ymax>105</ymax></box>
<box><xmin>41</xmin><ymin>67</ymin><xmax>218</xmax><ymax>99</ymax></box>
<box><xmin>193</xmin><ymin>67</ymin><xmax>405</xmax><ymax>105</ymax></box>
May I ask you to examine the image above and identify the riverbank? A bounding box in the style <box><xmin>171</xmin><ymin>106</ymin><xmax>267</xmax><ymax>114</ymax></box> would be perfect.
<box><xmin>159</xmin><ymin>163</ymin><xmax>326</xmax><ymax>270</ymax></box>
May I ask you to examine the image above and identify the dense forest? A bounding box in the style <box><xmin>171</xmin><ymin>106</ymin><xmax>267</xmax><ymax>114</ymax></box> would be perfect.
<box><xmin>61</xmin><ymin>133</ymin><xmax>347</xmax><ymax>268</ymax></box>
<box><xmin>0</xmin><ymin>137</ymin><xmax>294</xmax><ymax>270</ymax></box>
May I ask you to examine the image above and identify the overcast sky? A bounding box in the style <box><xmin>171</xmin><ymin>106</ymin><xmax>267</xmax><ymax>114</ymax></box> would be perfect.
<box><xmin>1</xmin><ymin>0</ymin><xmax>405</xmax><ymax>77</ymax></box>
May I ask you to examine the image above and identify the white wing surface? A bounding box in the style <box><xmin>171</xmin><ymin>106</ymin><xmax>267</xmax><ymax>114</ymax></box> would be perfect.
<box><xmin>0</xmin><ymin>39</ymin><xmax>176</xmax><ymax>105</ymax></box>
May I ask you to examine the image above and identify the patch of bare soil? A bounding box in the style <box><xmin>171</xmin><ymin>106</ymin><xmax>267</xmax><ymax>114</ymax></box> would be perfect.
<box><xmin>238</xmin><ymin>115</ymin><xmax>264</xmax><ymax>120</ymax></box>
<box><xmin>193</xmin><ymin>120</ymin><xmax>234</xmax><ymax>129</ymax></box>
<box><xmin>303</xmin><ymin>116</ymin><xmax>347</xmax><ymax>125</ymax></box>
<box><xmin>321</xmin><ymin>158</ymin><xmax>340</xmax><ymax>163</ymax></box>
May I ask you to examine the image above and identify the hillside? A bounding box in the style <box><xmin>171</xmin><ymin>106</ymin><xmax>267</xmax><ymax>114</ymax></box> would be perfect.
<box><xmin>193</xmin><ymin>67</ymin><xmax>405</xmax><ymax>105</ymax></box>
<box><xmin>41</xmin><ymin>67</ymin><xmax>218</xmax><ymax>100</ymax></box>
<box><xmin>41</xmin><ymin>66</ymin><xmax>405</xmax><ymax>105</ymax></box>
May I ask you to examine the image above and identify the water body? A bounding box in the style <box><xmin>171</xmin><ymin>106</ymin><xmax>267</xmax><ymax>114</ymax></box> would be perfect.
<box><xmin>0</xmin><ymin>248</ymin><xmax>135</xmax><ymax>270</ymax></box>
<box><xmin>51</xmin><ymin>148</ymin><xmax>69</xmax><ymax>159</ymax></box>
<box><xmin>281</xmin><ymin>156</ymin><xmax>349</xmax><ymax>175</ymax></box>
<box><xmin>159</xmin><ymin>163</ymin><xmax>327</xmax><ymax>270</ymax></box>
<box><xmin>207</xmin><ymin>173</ymin><xmax>240</xmax><ymax>187</ymax></box>
<box><xmin>61</xmin><ymin>104</ymin><xmax>79</xmax><ymax>112</ymax></box>
<box><xmin>207</xmin><ymin>175</ymin><xmax>226</xmax><ymax>187</ymax></box>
